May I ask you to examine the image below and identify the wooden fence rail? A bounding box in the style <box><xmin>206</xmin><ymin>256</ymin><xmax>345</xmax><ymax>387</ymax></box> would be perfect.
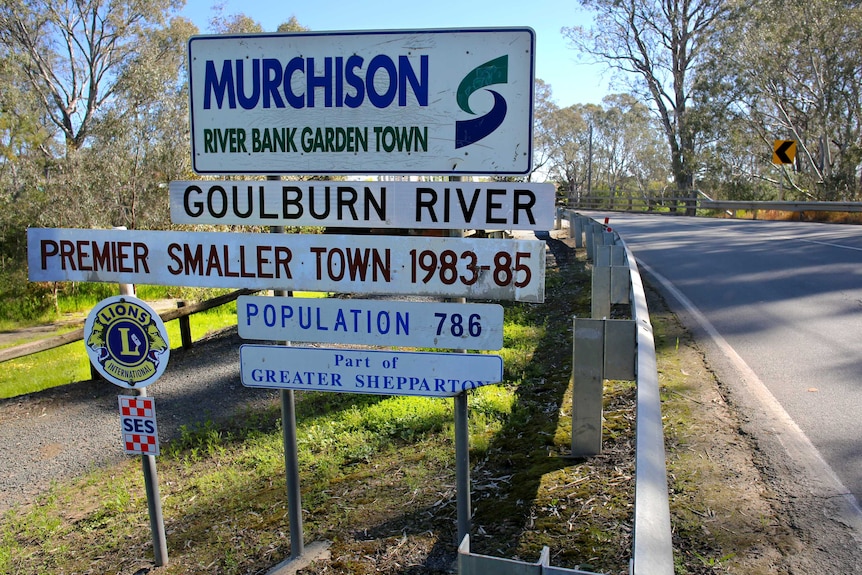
<box><xmin>0</xmin><ymin>288</ymin><xmax>258</xmax><ymax>364</ymax></box>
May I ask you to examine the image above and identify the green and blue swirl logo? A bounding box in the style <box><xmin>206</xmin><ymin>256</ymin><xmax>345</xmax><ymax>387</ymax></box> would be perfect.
<box><xmin>455</xmin><ymin>55</ymin><xmax>508</xmax><ymax>148</ymax></box>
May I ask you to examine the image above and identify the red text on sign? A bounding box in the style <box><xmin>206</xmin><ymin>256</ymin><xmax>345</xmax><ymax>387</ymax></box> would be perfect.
<box><xmin>40</xmin><ymin>239</ymin><xmax>149</xmax><ymax>274</ymax></box>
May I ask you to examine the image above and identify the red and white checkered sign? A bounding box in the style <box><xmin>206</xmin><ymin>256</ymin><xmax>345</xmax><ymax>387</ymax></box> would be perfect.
<box><xmin>120</xmin><ymin>397</ymin><xmax>154</xmax><ymax>417</ymax></box>
<box><xmin>118</xmin><ymin>395</ymin><xmax>160</xmax><ymax>456</ymax></box>
<box><xmin>124</xmin><ymin>433</ymin><xmax>158</xmax><ymax>454</ymax></box>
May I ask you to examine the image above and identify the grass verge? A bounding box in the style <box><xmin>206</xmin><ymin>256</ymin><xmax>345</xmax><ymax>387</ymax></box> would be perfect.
<box><xmin>0</xmin><ymin>244</ymin><xmax>794</xmax><ymax>574</ymax></box>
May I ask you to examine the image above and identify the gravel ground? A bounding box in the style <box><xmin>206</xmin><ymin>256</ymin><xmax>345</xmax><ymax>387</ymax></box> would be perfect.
<box><xmin>0</xmin><ymin>327</ymin><xmax>277</xmax><ymax>513</ymax></box>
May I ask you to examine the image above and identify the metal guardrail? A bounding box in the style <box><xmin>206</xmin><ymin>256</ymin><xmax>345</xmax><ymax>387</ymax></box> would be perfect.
<box><xmin>563</xmin><ymin>210</ymin><xmax>674</xmax><ymax>575</ymax></box>
<box><xmin>459</xmin><ymin>213</ymin><xmax>673</xmax><ymax>574</ymax></box>
<box><xmin>568</xmin><ymin>195</ymin><xmax>862</xmax><ymax>214</ymax></box>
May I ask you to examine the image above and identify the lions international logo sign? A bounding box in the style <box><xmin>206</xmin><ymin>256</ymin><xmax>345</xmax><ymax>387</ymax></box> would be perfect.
<box><xmin>85</xmin><ymin>296</ymin><xmax>170</xmax><ymax>388</ymax></box>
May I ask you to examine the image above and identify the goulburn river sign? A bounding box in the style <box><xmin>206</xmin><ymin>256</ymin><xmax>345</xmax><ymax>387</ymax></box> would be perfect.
<box><xmin>169</xmin><ymin>180</ymin><xmax>555</xmax><ymax>230</ymax></box>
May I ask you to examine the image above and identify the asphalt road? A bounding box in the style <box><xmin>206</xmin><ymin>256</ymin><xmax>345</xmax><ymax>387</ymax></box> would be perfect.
<box><xmin>589</xmin><ymin>212</ymin><xmax>862</xmax><ymax>504</ymax></box>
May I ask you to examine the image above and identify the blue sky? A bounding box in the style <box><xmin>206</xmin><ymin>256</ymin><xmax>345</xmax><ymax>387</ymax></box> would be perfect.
<box><xmin>179</xmin><ymin>0</ymin><xmax>612</xmax><ymax>108</ymax></box>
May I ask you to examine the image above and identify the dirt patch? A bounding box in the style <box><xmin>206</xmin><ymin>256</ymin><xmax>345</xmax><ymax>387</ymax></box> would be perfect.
<box><xmin>648</xmin><ymin>283</ymin><xmax>862</xmax><ymax>574</ymax></box>
<box><xmin>646</xmin><ymin>287</ymin><xmax>793</xmax><ymax>573</ymax></box>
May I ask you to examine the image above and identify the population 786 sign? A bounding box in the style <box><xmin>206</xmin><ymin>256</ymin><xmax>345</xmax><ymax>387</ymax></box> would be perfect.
<box><xmin>238</xmin><ymin>295</ymin><xmax>504</xmax><ymax>350</ymax></box>
<box><xmin>29</xmin><ymin>228</ymin><xmax>545</xmax><ymax>302</ymax></box>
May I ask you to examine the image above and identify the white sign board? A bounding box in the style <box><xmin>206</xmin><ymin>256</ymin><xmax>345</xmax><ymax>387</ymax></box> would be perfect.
<box><xmin>240</xmin><ymin>345</ymin><xmax>503</xmax><ymax>397</ymax></box>
<box><xmin>28</xmin><ymin>228</ymin><xmax>545</xmax><ymax>302</ymax></box>
<box><xmin>238</xmin><ymin>295</ymin><xmax>503</xmax><ymax>349</ymax></box>
<box><xmin>170</xmin><ymin>181</ymin><xmax>555</xmax><ymax>230</ymax></box>
<box><xmin>118</xmin><ymin>395</ymin><xmax>160</xmax><ymax>456</ymax></box>
<box><xmin>188</xmin><ymin>28</ymin><xmax>534</xmax><ymax>174</ymax></box>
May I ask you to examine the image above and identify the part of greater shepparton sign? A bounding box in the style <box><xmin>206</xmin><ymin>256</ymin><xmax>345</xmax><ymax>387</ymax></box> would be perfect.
<box><xmin>187</xmin><ymin>28</ymin><xmax>535</xmax><ymax>175</ymax></box>
<box><xmin>28</xmin><ymin>228</ymin><xmax>545</xmax><ymax>302</ymax></box>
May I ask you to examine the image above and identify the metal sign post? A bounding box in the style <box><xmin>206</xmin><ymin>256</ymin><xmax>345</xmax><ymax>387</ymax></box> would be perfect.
<box><xmin>270</xmin><ymin>216</ymin><xmax>305</xmax><ymax>562</ymax></box>
<box><xmin>84</xmin><ymin>286</ymin><xmax>170</xmax><ymax>566</ymax></box>
<box><xmin>137</xmin><ymin>386</ymin><xmax>168</xmax><ymax>566</ymax></box>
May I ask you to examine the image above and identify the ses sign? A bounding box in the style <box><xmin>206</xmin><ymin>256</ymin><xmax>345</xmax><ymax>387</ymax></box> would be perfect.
<box><xmin>170</xmin><ymin>180</ymin><xmax>555</xmax><ymax>230</ymax></box>
<box><xmin>188</xmin><ymin>28</ymin><xmax>535</xmax><ymax>175</ymax></box>
<box><xmin>240</xmin><ymin>345</ymin><xmax>503</xmax><ymax>398</ymax></box>
<box><xmin>28</xmin><ymin>228</ymin><xmax>545</xmax><ymax>302</ymax></box>
<box><xmin>238</xmin><ymin>295</ymin><xmax>504</xmax><ymax>350</ymax></box>
<box><xmin>118</xmin><ymin>396</ymin><xmax>160</xmax><ymax>456</ymax></box>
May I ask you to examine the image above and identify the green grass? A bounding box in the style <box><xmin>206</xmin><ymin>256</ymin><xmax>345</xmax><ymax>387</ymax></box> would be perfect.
<box><xmin>0</xmin><ymin>288</ymin><xmax>327</xmax><ymax>399</ymax></box>
<box><xmin>0</xmin><ymin>305</ymin><xmax>239</xmax><ymax>399</ymax></box>
<box><xmin>0</xmin><ymin>379</ymin><xmax>520</xmax><ymax>575</ymax></box>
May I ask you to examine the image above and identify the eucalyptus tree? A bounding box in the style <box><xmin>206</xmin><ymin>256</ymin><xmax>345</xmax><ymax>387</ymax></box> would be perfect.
<box><xmin>81</xmin><ymin>15</ymin><xmax>198</xmax><ymax>231</ymax></box>
<box><xmin>565</xmin><ymin>0</ymin><xmax>731</xmax><ymax>212</ymax></box>
<box><xmin>590</xmin><ymin>94</ymin><xmax>668</xmax><ymax>206</ymax></box>
<box><xmin>544</xmin><ymin>104</ymin><xmax>592</xmax><ymax>204</ymax></box>
<box><xmin>530</xmin><ymin>79</ymin><xmax>558</xmax><ymax>184</ymax></box>
<box><xmin>0</xmin><ymin>47</ymin><xmax>58</xmax><ymax>274</ymax></box>
<box><xmin>713</xmin><ymin>0</ymin><xmax>862</xmax><ymax>200</ymax></box>
<box><xmin>0</xmin><ymin>0</ymin><xmax>184</xmax><ymax>153</ymax></box>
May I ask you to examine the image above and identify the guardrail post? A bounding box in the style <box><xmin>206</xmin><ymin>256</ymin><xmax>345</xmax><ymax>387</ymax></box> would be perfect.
<box><xmin>603</xmin><ymin>320</ymin><xmax>636</xmax><ymax>381</ymax></box>
<box><xmin>572</xmin><ymin>214</ymin><xmax>583</xmax><ymax>248</ymax></box>
<box><xmin>571</xmin><ymin>317</ymin><xmax>636</xmax><ymax>458</ymax></box>
<box><xmin>571</xmin><ymin>317</ymin><xmax>605</xmax><ymax>457</ymax></box>
<box><xmin>611</xmin><ymin>266</ymin><xmax>630</xmax><ymax>305</ymax></box>
<box><xmin>591</xmin><ymin>265</ymin><xmax>611</xmax><ymax>319</ymax></box>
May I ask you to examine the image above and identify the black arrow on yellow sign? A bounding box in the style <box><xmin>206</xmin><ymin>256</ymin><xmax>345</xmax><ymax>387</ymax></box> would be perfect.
<box><xmin>773</xmin><ymin>140</ymin><xmax>797</xmax><ymax>164</ymax></box>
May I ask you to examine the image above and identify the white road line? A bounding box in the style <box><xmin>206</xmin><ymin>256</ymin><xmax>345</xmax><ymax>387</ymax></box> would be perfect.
<box><xmin>796</xmin><ymin>238</ymin><xmax>862</xmax><ymax>251</ymax></box>
<box><xmin>638</xmin><ymin>260</ymin><xmax>862</xmax><ymax>545</ymax></box>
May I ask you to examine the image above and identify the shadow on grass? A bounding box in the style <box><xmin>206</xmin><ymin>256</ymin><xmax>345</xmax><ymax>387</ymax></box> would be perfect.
<box><xmin>299</xmin><ymin>235</ymin><xmax>592</xmax><ymax>572</ymax></box>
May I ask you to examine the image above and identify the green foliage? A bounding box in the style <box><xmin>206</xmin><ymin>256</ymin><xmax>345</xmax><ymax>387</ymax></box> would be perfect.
<box><xmin>0</xmin><ymin>295</ymin><xmax>239</xmax><ymax>399</ymax></box>
<box><xmin>0</xmin><ymin>278</ymin><xmax>56</xmax><ymax>326</ymax></box>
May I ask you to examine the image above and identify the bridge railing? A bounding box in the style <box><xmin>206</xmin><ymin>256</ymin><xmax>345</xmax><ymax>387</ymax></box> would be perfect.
<box><xmin>566</xmin><ymin>193</ymin><xmax>862</xmax><ymax>216</ymax></box>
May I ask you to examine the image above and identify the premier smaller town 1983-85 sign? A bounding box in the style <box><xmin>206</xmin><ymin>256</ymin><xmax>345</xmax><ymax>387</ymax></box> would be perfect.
<box><xmin>30</xmin><ymin>228</ymin><xmax>546</xmax><ymax>302</ymax></box>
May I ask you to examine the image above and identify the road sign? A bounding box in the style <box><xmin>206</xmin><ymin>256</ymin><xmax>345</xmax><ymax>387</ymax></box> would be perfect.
<box><xmin>170</xmin><ymin>180</ymin><xmax>555</xmax><ymax>230</ymax></box>
<box><xmin>240</xmin><ymin>345</ymin><xmax>503</xmax><ymax>397</ymax></box>
<box><xmin>84</xmin><ymin>296</ymin><xmax>170</xmax><ymax>388</ymax></box>
<box><xmin>187</xmin><ymin>28</ymin><xmax>534</xmax><ymax>175</ymax></box>
<box><xmin>238</xmin><ymin>295</ymin><xmax>503</xmax><ymax>350</ymax></box>
<box><xmin>29</xmin><ymin>228</ymin><xmax>545</xmax><ymax>302</ymax></box>
<box><xmin>118</xmin><ymin>396</ymin><xmax>160</xmax><ymax>455</ymax></box>
<box><xmin>773</xmin><ymin>140</ymin><xmax>797</xmax><ymax>164</ymax></box>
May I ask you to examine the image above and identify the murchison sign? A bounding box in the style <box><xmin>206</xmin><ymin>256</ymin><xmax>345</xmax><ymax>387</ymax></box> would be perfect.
<box><xmin>187</xmin><ymin>28</ymin><xmax>535</xmax><ymax>175</ymax></box>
